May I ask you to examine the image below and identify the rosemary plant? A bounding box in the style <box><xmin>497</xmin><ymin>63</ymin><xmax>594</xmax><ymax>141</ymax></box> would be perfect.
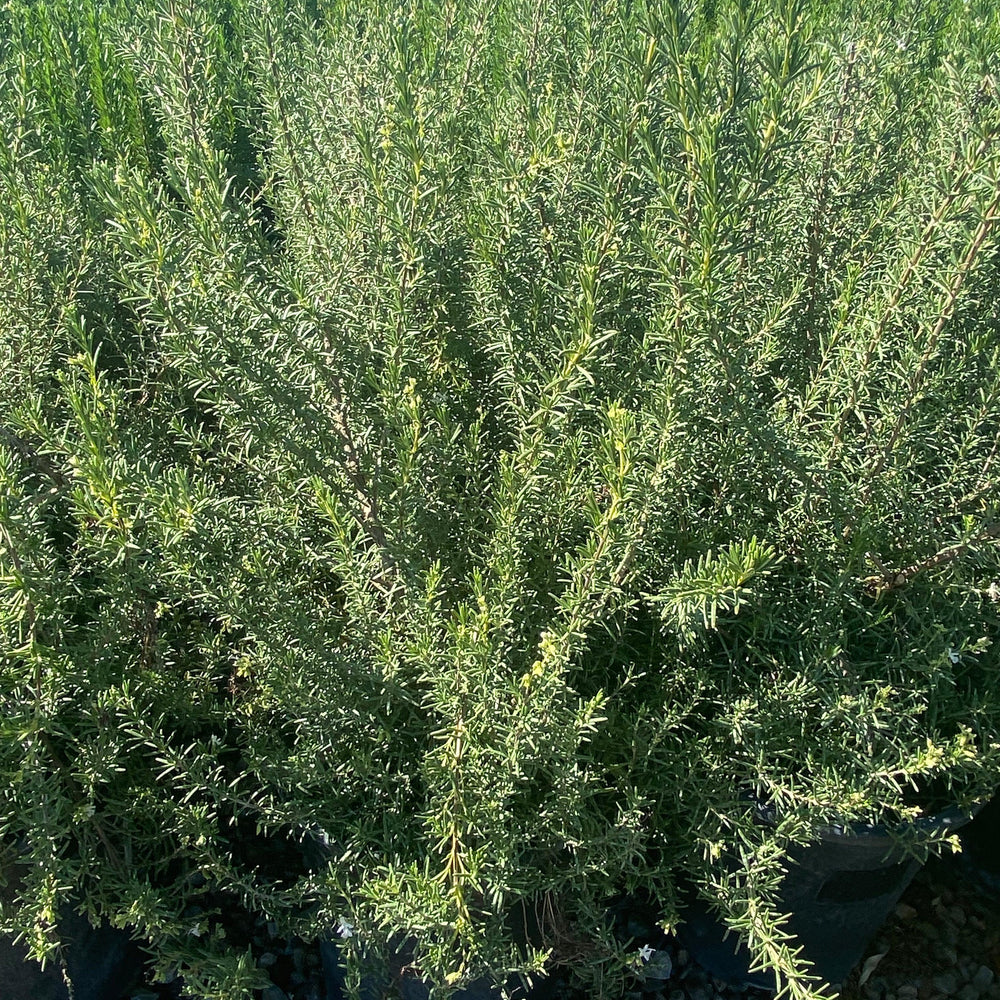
<box><xmin>1</xmin><ymin>0</ymin><xmax>999</xmax><ymax>997</ymax></box>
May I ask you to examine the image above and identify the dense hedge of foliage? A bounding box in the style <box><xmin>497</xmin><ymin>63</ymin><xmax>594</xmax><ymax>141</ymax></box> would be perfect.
<box><xmin>1</xmin><ymin>0</ymin><xmax>999</xmax><ymax>996</ymax></box>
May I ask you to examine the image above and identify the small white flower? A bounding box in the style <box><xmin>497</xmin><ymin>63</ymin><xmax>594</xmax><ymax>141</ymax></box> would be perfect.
<box><xmin>896</xmin><ymin>37</ymin><xmax>907</xmax><ymax>51</ymax></box>
<box><xmin>335</xmin><ymin>916</ymin><xmax>355</xmax><ymax>939</ymax></box>
<box><xmin>987</xmin><ymin>582</ymin><xmax>1000</xmax><ymax>602</ymax></box>
<box><xmin>946</xmin><ymin>647</ymin><xmax>961</xmax><ymax>664</ymax></box>
<box><xmin>188</xmin><ymin>924</ymin><xmax>203</xmax><ymax>937</ymax></box>
<box><xmin>638</xmin><ymin>944</ymin><xmax>654</xmax><ymax>962</ymax></box>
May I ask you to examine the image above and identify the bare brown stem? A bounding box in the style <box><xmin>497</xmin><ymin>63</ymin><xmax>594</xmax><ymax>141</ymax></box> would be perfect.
<box><xmin>862</xmin><ymin>521</ymin><xmax>1000</xmax><ymax>596</ymax></box>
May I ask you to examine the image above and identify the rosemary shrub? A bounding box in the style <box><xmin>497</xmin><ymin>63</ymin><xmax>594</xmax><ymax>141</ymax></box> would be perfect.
<box><xmin>1</xmin><ymin>0</ymin><xmax>999</xmax><ymax>997</ymax></box>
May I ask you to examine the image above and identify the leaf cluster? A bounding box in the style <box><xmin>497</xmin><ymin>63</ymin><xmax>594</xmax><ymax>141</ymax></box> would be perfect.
<box><xmin>1</xmin><ymin>0</ymin><xmax>999</xmax><ymax>997</ymax></box>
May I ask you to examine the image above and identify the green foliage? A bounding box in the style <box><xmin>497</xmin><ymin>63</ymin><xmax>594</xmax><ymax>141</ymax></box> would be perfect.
<box><xmin>1</xmin><ymin>0</ymin><xmax>1000</xmax><ymax>997</ymax></box>
<box><xmin>652</xmin><ymin>537</ymin><xmax>782</xmax><ymax>638</ymax></box>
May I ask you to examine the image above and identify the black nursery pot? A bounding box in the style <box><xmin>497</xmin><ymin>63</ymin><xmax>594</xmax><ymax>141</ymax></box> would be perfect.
<box><xmin>677</xmin><ymin>805</ymin><xmax>977</xmax><ymax>991</ymax></box>
<box><xmin>0</xmin><ymin>856</ymin><xmax>145</xmax><ymax>1000</ymax></box>
<box><xmin>957</xmin><ymin>790</ymin><xmax>1000</xmax><ymax>895</ymax></box>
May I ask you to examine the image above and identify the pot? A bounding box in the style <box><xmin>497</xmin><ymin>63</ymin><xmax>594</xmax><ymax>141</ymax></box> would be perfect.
<box><xmin>0</xmin><ymin>853</ymin><xmax>144</xmax><ymax>1000</ymax></box>
<box><xmin>957</xmin><ymin>791</ymin><xmax>1000</xmax><ymax>895</ymax></box>
<box><xmin>676</xmin><ymin>804</ymin><xmax>977</xmax><ymax>990</ymax></box>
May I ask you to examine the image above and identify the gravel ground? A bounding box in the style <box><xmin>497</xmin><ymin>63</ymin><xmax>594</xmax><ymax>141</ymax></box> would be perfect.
<box><xmin>837</xmin><ymin>853</ymin><xmax>1000</xmax><ymax>1000</ymax></box>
